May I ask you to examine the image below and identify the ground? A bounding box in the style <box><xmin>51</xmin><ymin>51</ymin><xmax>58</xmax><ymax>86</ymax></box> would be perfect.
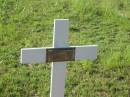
<box><xmin>0</xmin><ymin>0</ymin><xmax>130</xmax><ymax>97</ymax></box>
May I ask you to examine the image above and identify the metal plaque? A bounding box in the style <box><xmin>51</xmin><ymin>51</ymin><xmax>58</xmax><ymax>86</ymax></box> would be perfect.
<box><xmin>46</xmin><ymin>47</ymin><xmax>75</xmax><ymax>62</ymax></box>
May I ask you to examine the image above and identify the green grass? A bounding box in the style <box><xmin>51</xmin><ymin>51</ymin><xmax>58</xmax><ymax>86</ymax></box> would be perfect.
<box><xmin>0</xmin><ymin>0</ymin><xmax>130</xmax><ymax>97</ymax></box>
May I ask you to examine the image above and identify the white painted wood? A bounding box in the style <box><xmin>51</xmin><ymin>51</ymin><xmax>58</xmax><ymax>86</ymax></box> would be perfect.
<box><xmin>50</xmin><ymin>62</ymin><xmax>66</xmax><ymax>97</ymax></box>
<box><xmin>74</xmin><ymin>45</ymin><xmax>98</xmax><ymax>60</ymax></box>
<box><xmin>50</xmin><ymin>19</ymin><xmax>69</xmax><ymax>97</ymax></box>
<box><xmin>21</xmin><ymin>48</ymin><xmax>46</xmax><ymax>64</ymax></box>
<box><xmin>53</xmin><ymin>19</ymin><xmax>69</xmax><ymax>48</ymax></box>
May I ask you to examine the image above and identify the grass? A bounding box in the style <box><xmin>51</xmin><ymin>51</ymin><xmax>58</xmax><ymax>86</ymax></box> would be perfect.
<box><xmin>0</xmin><ymin>0</ymin><xmax>130</xmax><ymax>97</ymax></box>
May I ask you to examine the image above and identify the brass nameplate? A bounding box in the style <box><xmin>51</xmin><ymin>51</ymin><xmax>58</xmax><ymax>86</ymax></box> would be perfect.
<box><xmin>46</xmin><ymin>48</ymin><xmax>75</xmax><ymax>62</ymax></box>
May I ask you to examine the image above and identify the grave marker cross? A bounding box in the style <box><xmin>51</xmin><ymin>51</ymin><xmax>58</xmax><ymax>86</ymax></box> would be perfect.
<box><xmin>21</xmin><ymin>19</ymin><xmax>97</xmax><ymax>97</ymax></box>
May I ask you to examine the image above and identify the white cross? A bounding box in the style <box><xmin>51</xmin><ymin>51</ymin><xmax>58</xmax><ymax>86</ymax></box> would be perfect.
<box><xmin>20</xmin><ymin>19</ymin><xmax>98</xmax><ymax>97</ymax></box>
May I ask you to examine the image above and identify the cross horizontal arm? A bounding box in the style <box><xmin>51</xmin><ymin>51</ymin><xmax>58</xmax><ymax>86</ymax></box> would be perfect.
<box><xmin>20</xmin><ymin>45</ymin><xmax>97</xmax><ymax>64</ymax></box>
<box><xmin>21</xmin><ymin>48</ymin><xmax>46</xmax><ymax>64</ymax></box>
<box><xmin>74</xmin><ymin>45</ymin><xmax>97</xmax><ymax>61</ymax></box>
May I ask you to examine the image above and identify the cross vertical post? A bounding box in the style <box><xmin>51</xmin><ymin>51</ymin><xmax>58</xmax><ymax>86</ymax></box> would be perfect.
<box><xmin>50</xmin><ymin>19</ymin><xmax>69</xmax><ymax>97</ymax></box>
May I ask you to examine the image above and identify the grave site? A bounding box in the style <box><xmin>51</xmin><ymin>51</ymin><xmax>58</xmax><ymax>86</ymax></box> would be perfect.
<box><xmin>0</xmin><ymin>0</ymin><xmax>130</xmax><ymax>97</ymax></box>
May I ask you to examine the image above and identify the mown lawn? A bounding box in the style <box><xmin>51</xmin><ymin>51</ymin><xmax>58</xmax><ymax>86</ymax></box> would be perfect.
<box><xmin>0</xmin><ymin>0</ymin><xmax>130</xmax><ymax>97</ymax></box>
